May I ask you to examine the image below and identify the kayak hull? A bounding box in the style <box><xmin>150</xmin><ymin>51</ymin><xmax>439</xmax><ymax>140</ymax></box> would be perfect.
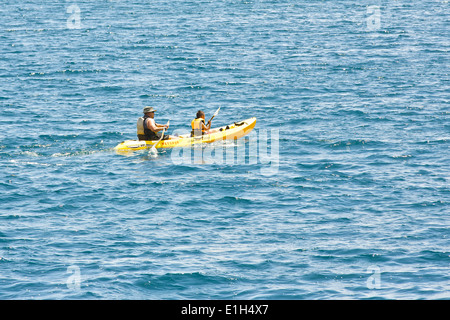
<box><xmin>114</xmin><ymin>117</ymin><xmax>256</xmax><ymax>153</ymax></box>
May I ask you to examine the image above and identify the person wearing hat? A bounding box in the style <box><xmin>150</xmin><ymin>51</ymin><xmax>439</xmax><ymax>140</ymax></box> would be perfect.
<box><xmin>137</xmin><ymin>107</ymin><xmax>170</xmax><ymax>141</ymax></box>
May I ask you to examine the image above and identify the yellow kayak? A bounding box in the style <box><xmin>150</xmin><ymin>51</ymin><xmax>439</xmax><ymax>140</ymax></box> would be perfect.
<box><xmin>114</xmin><ymin>117</ymin><xmax>256</xmax><ymax>154</ymax></box>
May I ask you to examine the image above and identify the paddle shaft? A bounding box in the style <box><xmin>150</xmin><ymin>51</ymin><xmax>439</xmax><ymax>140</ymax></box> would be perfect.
<box><xmin>151</xmin><ymin>120</ymin><xmax>169</xmax><ymax>151</ymax></box>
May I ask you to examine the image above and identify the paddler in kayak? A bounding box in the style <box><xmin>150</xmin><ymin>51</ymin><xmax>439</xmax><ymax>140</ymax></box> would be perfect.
<box><xmin>137</xmin><ymin>106</ymin><xmax>170</xmax><ymax>141</ymax></box>
<box><xmin>191</xmin><ymin>110</ymin><xmax>212</xmax><ymax>137</ymax></box>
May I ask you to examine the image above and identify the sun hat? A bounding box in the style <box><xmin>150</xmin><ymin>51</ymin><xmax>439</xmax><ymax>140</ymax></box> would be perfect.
<box><xmin>143</xmin><ymin>106</ymin><xmax>156</xmax><ymax>113</ymax></box>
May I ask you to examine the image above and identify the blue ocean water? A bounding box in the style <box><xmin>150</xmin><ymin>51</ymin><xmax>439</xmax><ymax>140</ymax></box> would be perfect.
<box><xmin>0</xmin><ymin>0</ymin><xmax>448</xmax><ymax>299</ymax></box>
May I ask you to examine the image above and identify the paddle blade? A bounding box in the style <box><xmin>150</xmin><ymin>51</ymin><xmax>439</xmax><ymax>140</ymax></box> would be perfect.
<box><xmin>208</xmin><ymin>107</ymin><xmax>220</xmax><ymax>124</ymax></box>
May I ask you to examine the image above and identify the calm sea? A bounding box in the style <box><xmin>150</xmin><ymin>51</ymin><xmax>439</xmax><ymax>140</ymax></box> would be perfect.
<box><xmin>0</xmin><ymin>0</ymin><xmax>448</xmax><ymax>299</ymax></box>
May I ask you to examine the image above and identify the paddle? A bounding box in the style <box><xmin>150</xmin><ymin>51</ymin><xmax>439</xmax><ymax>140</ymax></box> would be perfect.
<box><xmin>207</xmin><ymin>107</ymin><xmax>220</xmax><ymax>127</ymax></box>
<box><xmin>150</xmin><ymin>120</ymin><xmax>170</xmax><ymax>154</ymax></box>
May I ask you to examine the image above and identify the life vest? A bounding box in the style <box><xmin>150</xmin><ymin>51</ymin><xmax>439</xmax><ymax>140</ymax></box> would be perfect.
<box><xmin>137</xmin><ymin>116</ymin><xmax>159</xmax><ymax>140</ymax></box>
<box><xmin>191</xmin><ymin>118</ymin><xmax>205</xmax><ymax>137</ymax></box>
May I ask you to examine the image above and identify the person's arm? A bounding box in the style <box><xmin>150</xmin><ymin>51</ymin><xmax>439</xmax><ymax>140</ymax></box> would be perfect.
<box><xmin>156</xmin><ymin>123</ymin><xmax>169</xmax><ymax>129</ymax></box>
<box><xmin>202</xmin><ymin>120</ymin><xmax>211</xmax><ymax>131</ymax></box>
<box><xmin>146</xmin><ymin>118</ymin><xmax>167</xmax><ymax>132</ymax></box>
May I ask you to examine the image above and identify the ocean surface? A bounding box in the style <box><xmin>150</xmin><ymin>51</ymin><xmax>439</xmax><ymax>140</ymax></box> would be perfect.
<box><xmin>0</xmin><ymin>0</ymin><xmax>449</xmax><ymax>300</ymax></box>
